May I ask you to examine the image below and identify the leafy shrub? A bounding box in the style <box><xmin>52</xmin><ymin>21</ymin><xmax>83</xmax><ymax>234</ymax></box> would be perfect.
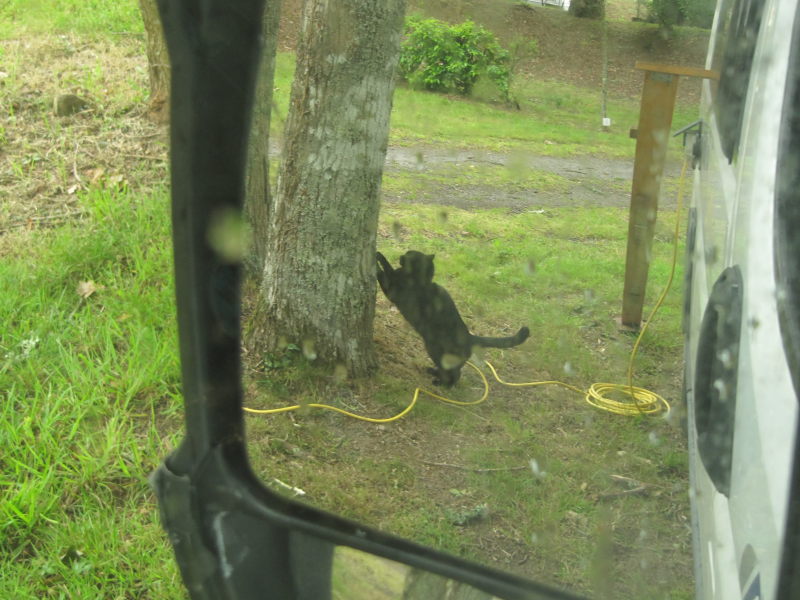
<box><xmin>399</xmin><ymin>16</ymin><xmax>512</xmax><ymax>102</ymax></box>
<box><xmin>569</xmin><ymin>0</ymin><xmax>605</xmax><ymax>19</ymax></box>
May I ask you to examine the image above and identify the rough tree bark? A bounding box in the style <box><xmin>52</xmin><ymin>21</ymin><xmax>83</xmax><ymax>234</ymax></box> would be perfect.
<box><xmin>257</xmin><ymin>0</ymin><xmax>406</xmax><ymax>376</ymax></box>
<box><xmin>245</xmin><ymin>0</ymin><xmax>283</xmax><ymax>272</ymax></box>
<box><xmin>138</xmin><ymin>0</ymin><xmax>171</xmax><ymax>123</ymax></box>
<box><xmin>403</xmin><ymin>569</ymin><xmax>492</xmax><ymax>600</ymax></box>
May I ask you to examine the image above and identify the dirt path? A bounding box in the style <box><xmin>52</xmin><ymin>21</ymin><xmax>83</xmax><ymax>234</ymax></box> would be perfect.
<box><xmin>0</xmin><ymin>136</ymin><xmax>679</xmax><ymax>235</ymax></box>
<box><xmin>382</xmin><ymin>145</ymin><xmax>684</xmax><ymax>211</ymax></box>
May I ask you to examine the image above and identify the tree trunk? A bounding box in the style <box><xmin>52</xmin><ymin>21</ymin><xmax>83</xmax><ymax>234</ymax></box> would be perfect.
<box><xmin>403</xmin><ymin>569</ymin><xmax>492</xmax><ymax>600</ymax></box>
<box><xmin>258</xmin><ymin>0</ymin><xmax>406</xmax><ymax>377</ymax></box>
<box><xmin>245</xmin><ymin>0</ymin><xmax>283</xmax><ymax>273</ymax></box>
<box><xmin>138</xmin><ymin>0</ymin><xmax>171</xmax><ymax>123</ymax></box>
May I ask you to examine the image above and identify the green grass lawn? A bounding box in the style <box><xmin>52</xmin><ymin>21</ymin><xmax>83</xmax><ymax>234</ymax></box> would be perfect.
<box><xmin>1</xmin><ymin>1</ymin><xmax>697</xmax><ymax>597</ymax></box>
<box><xmin>1</xmin><ymin>191</ymin><xmax>690</xmax><ymax>598</ymax></box>
<box><xmin>1</xmin><ymin>187</ymin><xmax>186</xmax><ymax>598</ymax></box>
<box><xmin>272</xmin><ymin>51</ymin><xmax>697</xmax><ymax>158</ymax></box>
<box><xmin>244</xmin><ymin>200</ymin><xmax>691</xmax><ymax>598</ymax></box>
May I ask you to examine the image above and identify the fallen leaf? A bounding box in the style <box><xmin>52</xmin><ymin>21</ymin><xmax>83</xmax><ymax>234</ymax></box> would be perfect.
<box><xmin>86</xmin><ymin>167</ymin><xmax>105</xmax><ymax>185</ymax></box>
<box><xmin>106</xmin><ymin>174</ymin><xmax>127</xmax><ymax>189</ymax></box>
<box><xmin>76</xmin><ymin>280</ymin><xmax>98</xmax><ymax>299</ymax></box>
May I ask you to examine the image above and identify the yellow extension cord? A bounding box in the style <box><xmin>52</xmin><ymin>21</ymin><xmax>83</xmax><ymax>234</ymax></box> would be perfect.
<box><xmin>244</xmin><ymin>160</ymin><xmax>687</xmax><ymax>422</ymax></box>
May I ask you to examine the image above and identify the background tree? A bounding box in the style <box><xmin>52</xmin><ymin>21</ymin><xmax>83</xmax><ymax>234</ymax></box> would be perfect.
<box><xmin>403</xmin><ymin>569</ymin><xmax>492</xmax><ymax>600</ymax></box>
<box><xmin>138</xmin><ymin>0</ymin><xmax>170</xmax><ymax>123</ymax></box>
<box><xmin>245</xmin><ymin>0</ymin><xmax>283</xmax><ymax>271</ymax></box>
<box><xmin>648</xmin><ymin>0</ymin><xmax>716</xmax><ymax>31</ymax></box>
<box><xmin>251</xmin><ymin>0</ymin><xmax>406</xmax><ymax>376</ymax></box>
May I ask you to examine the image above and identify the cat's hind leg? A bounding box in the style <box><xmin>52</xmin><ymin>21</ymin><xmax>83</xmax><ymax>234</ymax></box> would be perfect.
<box><xmin>426</xmin><ymin>366</ymin><xmax>460</xmax><ymax>387</ymax></box>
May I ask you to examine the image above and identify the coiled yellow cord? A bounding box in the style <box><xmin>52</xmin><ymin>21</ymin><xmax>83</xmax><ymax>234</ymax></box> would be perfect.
<box><xmin>243</xmin><ymin>361</ymin><xmax>491</xmax><ymax>423</ymax></box>
<box><xmin>590</xmin><ymin>157</ymin><xmax>687</xmax><ymax>416</ymax></box>
<box><xmin>245</xmin><ymin>159</ymin><xmax>687</xmax><ymax>421</ymax></box>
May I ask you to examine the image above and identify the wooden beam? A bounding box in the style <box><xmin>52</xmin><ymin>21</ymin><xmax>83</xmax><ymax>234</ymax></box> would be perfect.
<box><xmin>621</xmin><ymin>70</ymin><xmax>680</xmax><ymax>328</ymax></box>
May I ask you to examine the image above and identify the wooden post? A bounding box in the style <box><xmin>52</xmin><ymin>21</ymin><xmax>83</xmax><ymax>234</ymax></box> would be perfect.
<box><xmin>620</xmin><ymin>63</ymin><xmax>717</xmax><ymax>329</ymax></box>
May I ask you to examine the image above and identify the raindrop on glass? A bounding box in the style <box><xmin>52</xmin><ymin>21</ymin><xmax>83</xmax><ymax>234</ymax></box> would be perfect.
<box><xmin>713</xmin><ymin>378</ymin><xmax>728</xmax><ymax>401</ymax></box>
<box><xmin>207</xmin><ymin>208</ymin><xmax>251</xmax><ymax>263</ymax></box>
<box><xmin>333</xmin><ymin>363</ymin><xmax>348</xmax><ymax>383</ymax></box>
<box><xmin>717</xmin><ymin>348</ymin><xmax>733</xmax><ymax>369</ymax></box>
<box><xmin>392</xmin><ymin>220</ymin><xmax>402</xmax><ymax>240</ymax></box>
<box><xmin>529</xmin><ymin>458</ymin><xmax>547</xmax><ymax>479</ymax></box>
<box><xmin>302</xmin><ymin>339</ymin><xmax>317</xmax><ymax>361</ymax></box>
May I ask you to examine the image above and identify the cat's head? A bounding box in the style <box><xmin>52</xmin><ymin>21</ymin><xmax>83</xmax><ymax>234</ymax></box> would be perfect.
<box><xmin>400</xmin><ymin>250</ymin><xmax>435</xmax><ymax>284</ymax></box>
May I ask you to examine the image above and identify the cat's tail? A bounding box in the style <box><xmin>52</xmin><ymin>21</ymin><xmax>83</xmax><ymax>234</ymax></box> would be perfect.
<box><xmin>471</xmin><ymin>326</ymin><xmax>530</xmax><ymax>349</ymax></box>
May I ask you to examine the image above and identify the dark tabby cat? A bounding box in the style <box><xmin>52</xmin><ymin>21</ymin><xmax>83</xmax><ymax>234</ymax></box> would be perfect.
<box><xmin>376</xmin><ymin>250</ymin><xmax>530</xmax><ymax>386</ymax></box>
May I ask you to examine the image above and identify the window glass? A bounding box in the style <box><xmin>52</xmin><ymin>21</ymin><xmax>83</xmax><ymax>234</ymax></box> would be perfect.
<box><xmin>714</xmin><ymin>0</ymin><xmax>765</xmax><ymax>161</ymax></box>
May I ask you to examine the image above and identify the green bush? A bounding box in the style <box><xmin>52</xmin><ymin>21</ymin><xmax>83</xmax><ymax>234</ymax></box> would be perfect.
<box><xmin>569</xmin><ymin>0</ymin><xmax>605</xmax><ymax>19</ymax></box>
<box><xmin>398</xmin><ymin>16</ymin><xmax>512</xmax><ymax>102</ymax></box>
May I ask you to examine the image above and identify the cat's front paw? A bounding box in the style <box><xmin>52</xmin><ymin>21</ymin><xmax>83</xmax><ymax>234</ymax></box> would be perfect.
<box><xmin>376</xmin><ymin>252</ymin><xmax>389</xmax><ymax>272</ymax></box>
